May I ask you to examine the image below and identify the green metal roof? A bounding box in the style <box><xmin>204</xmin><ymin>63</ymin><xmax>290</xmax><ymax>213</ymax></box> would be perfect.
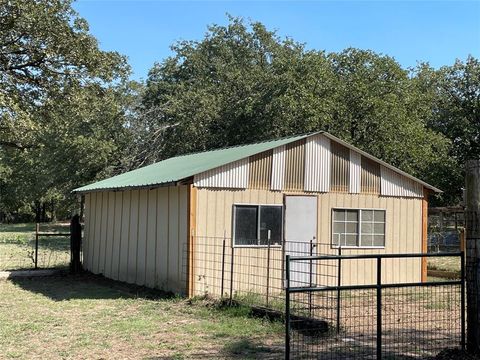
<box><xmin>73</xmin><ymin>133</ymin><xmax>312</xmax><ymax>193</ymax></box>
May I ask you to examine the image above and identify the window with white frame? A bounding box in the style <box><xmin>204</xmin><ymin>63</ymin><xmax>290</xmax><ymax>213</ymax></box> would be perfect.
<box><xmin>332</xmin><ymin>209</ymin><xmax>385</xmax><ymax>247</ymax></box>
<box><xmin>233</xmin><ymin>205</ymin><xmax>283</xmax><ymax>246</ymax></box>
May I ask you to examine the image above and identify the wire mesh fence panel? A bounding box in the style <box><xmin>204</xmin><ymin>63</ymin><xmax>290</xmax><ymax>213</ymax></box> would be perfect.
<box><xmin>0</xmin><ymin>237</ymin><xmax>71</xmax><ymax>270</ymax></box>
<box><xmin>289</xmin><ymin>289</ymin><xmax>377</xmax><ymax>359</ymax></box>
<box><xmin>0</xmin><ymin>222</ymin><xmax>69</xmax><ymax>271</ymax></box>
<box><xmin>36</xmin><ymin>236</ymin><xmax>70</xmax><ymax>269</ymax></box>
<box><xmin>381</xmin><ymin>285</ymin><xmax>462</xmax><ymax>358</ymax></box>
<box><xmin>190</xmin><ymin>237</ymin><xmax>464</xmax><ymax>359</ymax></box>
<box><xmin>286</xmin><ymin>253</ymin><xmax>465</xmax><ymax>360</ymax></box>
<box><xmin>191</xmin><ymin>236</ymin><xmax>339</xmax><ymax>310</ymax></box>
<box><xmin>0</xmin><ymin>240</ymin><xmax>36</xmax><ymax>270</ymax></box>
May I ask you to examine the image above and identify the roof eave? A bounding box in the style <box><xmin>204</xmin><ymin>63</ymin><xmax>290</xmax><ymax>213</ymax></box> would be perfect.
<box><xmin>72</xmin><ymin>181</ymin><xmax>178</xmax><ymax>194</ymax></box>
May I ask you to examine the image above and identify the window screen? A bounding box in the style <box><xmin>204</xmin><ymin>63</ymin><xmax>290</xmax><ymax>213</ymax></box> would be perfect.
<box><xmin>234</xmin><ymin>206</ymin><xmax>258</xmax><ymax>246</ymax></box>
<box><xmin>234</xmin><ymin>205</ymin><xmax>283</xmax><ymax>246</ymax></box>
<box><xmin>332</xmin><ymin>209</ymin><xmax>385</xmax><ymax>248</ymax></box>
<box><xmin>259</xmin><ymin>206</ymin><xmax>283</xmax><ymax>245</ymax></box>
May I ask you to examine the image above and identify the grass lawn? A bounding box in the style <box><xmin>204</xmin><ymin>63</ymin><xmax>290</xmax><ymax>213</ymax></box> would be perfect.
<box><xmin>0</xmin><ymin>223</ymin><xmax>71</xmax><ymax>270</ymax></box>
<box><xmin>0</xmin><ymin>274</ymin><xmax>284</xmax><ymax>359</ymax></box>
<box><xmin>427</xmin><ymin>256</ymin><xmax>461</xmax><ymax>275</ymax></box>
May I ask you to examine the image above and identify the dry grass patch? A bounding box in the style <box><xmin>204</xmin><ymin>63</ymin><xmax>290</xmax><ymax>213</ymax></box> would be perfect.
<box><xmin>427</xmin><ymin>256</ymin><xmax>461</xmax><ymax>275</ymax></box>
<box><xmin>0</xmin><ymin>274</ymin><xmax>284</xmax><ymax>359</ymax></box>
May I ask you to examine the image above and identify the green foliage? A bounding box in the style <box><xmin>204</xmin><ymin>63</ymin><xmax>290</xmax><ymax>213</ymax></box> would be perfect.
<box><xmin>1</xmin><ymin>11</ymin><xmax>478</xmax><ymax>217</ymax></box>
<box><xmin>135</xmin><ymin>17</ymin><xmax>462</xmax><ymax>204</ymax></box>
<box><xmin>0</xmin><ymin>0</ymin><xmax>133</xmax><ymax>220</ymax></box>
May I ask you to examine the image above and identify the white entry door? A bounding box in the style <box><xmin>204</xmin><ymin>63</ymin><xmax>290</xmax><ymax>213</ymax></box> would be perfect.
<box><xmin>284</xmin><ymin>196</ymin><xmax>317</xmax><ymax>287</ymax></box>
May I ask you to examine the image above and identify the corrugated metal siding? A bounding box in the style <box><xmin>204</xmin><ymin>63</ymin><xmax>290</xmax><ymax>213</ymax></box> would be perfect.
<box><xmin>83</xmin><ymin>186</ymin><xmax>189</xmax><ymax>294</ymax></box>
<box><xmin>330</xmin><ymin>141</ymin><xmax>350</xmax><ymax>192</ymax></box>
<box><xmin>271</xmin><ymin>146</ymin><xmax>286</xmax><ymax>190</ymax></box>
<box><xmin>380</xmin><ymin>166</ymin><xmax>424</xmax><ymax>198</ymax></box>
<box><xmin>194</xmin><ymin>158</ymin><xmax>249</xmax><ymax>189</ymax></box>
<box><xmin>304</xmin><ymin>134</ymin><xmax>331</xmax><ymax>192</ymax></box>
<box><xmin>284</xmin><ymin>139</ymin><xmax>306</xmax><ymax>191</ymax></box>
<box><xmin>249</xmin><ymin>150</ymin><xmax>272</xmax><ymax>190</ymax></box>
<box><xmin>349</xmin><ymin>150</ymin><xmax>361</xmax><ymax>194</ymax></box>
<box><xmin>361</xmin><ymin>157</ymin><xmax>381</xmax><ymax>194</ymax></box>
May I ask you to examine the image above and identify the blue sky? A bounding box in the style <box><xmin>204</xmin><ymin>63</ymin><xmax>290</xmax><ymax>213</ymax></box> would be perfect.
<box><xmin>73</xmin><ymin>1</ymin><xmax>480</xmax><ymax>80</ymax></box>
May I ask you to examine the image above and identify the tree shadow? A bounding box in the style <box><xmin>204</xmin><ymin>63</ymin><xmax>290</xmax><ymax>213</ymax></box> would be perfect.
<box><xmin>145</xmin><ymin>338</ymin><xmax>284</xmax><ymax>359</ymax></box>
<box><xmin>222</xmin><ymin>338</ymin><xmax>284</xmax><ymax>359</ymax></box>
<box><xmin>10</xmin><ymin>272</ymin><xmax>175</xmax><ymax>302</ymax></box>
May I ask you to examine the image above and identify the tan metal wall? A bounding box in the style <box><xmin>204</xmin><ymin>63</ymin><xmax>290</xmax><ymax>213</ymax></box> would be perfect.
<box><xmin>193</xmin><ymin>188</ymin><xmax>423</xmax><ymax>296</ymax></box>
<box><xmin>83</xmin><ymin>185</ymin><xmax>189</xmax><ymax>294</ymax></box>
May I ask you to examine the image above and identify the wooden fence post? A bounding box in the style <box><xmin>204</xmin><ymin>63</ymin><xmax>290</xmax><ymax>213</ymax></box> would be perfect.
<box><xmin>465</xmin><ymin>160</ymin><xmax>480</xmax><ymax>354</ymax></box>
<box><xmin>70</xmin><ymin>214</ymin><xmax>82</xmax><ymax>274</ymax></box>
<box><xmin>34</xmin><ymin>223</ymin><xmax>39</xmax><ymax>269</ymax></box>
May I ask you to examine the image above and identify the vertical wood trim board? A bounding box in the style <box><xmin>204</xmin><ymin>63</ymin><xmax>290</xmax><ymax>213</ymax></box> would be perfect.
<box><xmin>187</xmin><ymin>185</ymin><xmax>197</xmax><ymax>296</ymax></box>
<box><xmin>421</xmin><ymin>188</ymin><xmax>429</xmax><ymax>282</ymax></box>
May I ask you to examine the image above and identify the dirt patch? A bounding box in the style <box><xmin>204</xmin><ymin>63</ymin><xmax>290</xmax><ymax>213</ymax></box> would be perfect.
<box><xmin>432</xmin><ymin>349</ymin><xmax>479</xmax><ymax>360</ymax></box>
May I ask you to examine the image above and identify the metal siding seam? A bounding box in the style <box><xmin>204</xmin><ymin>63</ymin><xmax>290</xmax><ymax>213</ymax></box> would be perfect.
<box><xmin>349</xmin><ymin>150</ymin><xmax>361</xmax><ymax>193</ymax></box>
<box><xmin>304</xmin><ymin>134</ymin><xmax>330</xmax><ymax>192</ymax></box>
<box><xmin>271</xmin><ymin>146</ymin><xmax>286</xmax><ymax>190</ymax></box>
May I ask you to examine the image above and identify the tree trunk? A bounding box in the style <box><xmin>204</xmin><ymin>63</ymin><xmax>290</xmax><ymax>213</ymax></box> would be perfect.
<box><xmin>35</xmin><ymin>201</ymin><xmax>41</xmax><ymax>223</ymax></box>
<box><xmin>79</xmin><ymin>195</ymin><xmax>85</xmax><ymax>222</ymax></box>
<box><xmin>465</xmin><ymin>160</ymin><xmax>480</xmax><ymax>354</ymax></box>
<box><xmin>41</xmin><ymin>202</ymin><xmax>46</xmax><ymax>222</ymax></box>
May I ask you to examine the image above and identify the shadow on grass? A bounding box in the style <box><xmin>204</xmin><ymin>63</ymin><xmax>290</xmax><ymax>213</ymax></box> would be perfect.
<box><xmin>10</xmin><ymin>272</ymin><xmax>175</xmax><ymax>302</ymax></box>
<box><xmin>146</xmin><ymin>338</ymin><xmax>284</xmax><ymax>359</ymax></box>
<box><xmin>223</xmin><ymin>338</ymin><xmax>283</xmax><ymax>359</ymax></box>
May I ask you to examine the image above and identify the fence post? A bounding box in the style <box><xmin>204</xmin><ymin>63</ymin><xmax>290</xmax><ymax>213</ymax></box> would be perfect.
<box><xmin>336</xmin><ymin>246</ymin><xmax>342</xmax><ymax>334</ymax></box>
<box><xmin>285</xmin><ymin>255</ymin><xmax>291</xmax><ymax>360</ymax></box>
<box><xmin>229</xmin><ymin>243</ymin><xmax>235</xmax><ymax>305</ymax></box>
<box><xmin>70</xmin><ymin>214</ymin><xmax>82</xmax><ymax>274</ymax></box>
<box><xmin>465</xmin><ymin>160</ymin><xmax>480</xmax><ymax>354</ymax></box>
<box><xmin>461</xmin><ymin>251</ymin><xmax>466</xmax><ymax>350</ymax></box>
<box><xmin>376</xmin><ymin>257</ymin><xmax>382</xmax><ymax>360</ymax></box>
<box><xmin>221</xmin><ymin>237</ymin><xmax>226</xmax><ymax>298</ymax></box>
<box><xmin>460</xmin><ymin>228</ymin><xmax>466</xmax><ymax>253</ymax></box>
<box><xmin>34</xmin><ymin>223</ymin><xmax>39</xmax><ymax>269</ymax></box>
<box><xmin>308</xmin><ymin>238</ymin><xmax>313</xmax><ymax>316</ymax></box>
<box><xmin>266</xmin><ymin>230</ymin><xmax>271</xmax><ymax>307</ymax></box>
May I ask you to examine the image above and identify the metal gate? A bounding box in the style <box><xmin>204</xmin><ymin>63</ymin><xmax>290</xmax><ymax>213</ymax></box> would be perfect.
<box><xmin>285</xmin><ymin>252</ymin><xmax>465</xmax><ymax>359</ymax></box>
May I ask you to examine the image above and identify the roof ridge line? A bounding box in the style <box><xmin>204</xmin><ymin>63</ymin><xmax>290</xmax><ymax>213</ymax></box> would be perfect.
<box><xmin>166</xmin><ymin>131</ymin><xmax>320</xmax><ymax>160</ymax></box>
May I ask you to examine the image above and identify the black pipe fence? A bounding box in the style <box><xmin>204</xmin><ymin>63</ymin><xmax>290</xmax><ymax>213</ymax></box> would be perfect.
<box><xmin>285</xmin><ymin>252</ymin><xmax>465</xmax><ymax>359</ymax></box>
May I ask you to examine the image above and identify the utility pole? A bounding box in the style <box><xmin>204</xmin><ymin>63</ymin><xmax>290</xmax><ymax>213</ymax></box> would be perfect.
<box><xmin>465</xmin><ymin>160</ymin><xmax>480</xmax><ymax>354</ymax></box>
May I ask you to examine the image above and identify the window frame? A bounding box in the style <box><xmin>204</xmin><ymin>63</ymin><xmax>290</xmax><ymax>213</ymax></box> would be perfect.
<box><xmin>232</xmin><ymin>203</ymin><xmax>284</xmax><ymax>248</ymax></box>
<box><xmin>331</xmin><ymin>207</ymin><xmax>386</xmax><ymax>249</ymax></box>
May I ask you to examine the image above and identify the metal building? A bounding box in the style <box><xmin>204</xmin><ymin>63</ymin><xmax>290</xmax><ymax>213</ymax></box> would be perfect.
<box><xmin>73</xmin><ymin>131</ymin><xmax>441</xmax><ymax>295</ymax></box>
